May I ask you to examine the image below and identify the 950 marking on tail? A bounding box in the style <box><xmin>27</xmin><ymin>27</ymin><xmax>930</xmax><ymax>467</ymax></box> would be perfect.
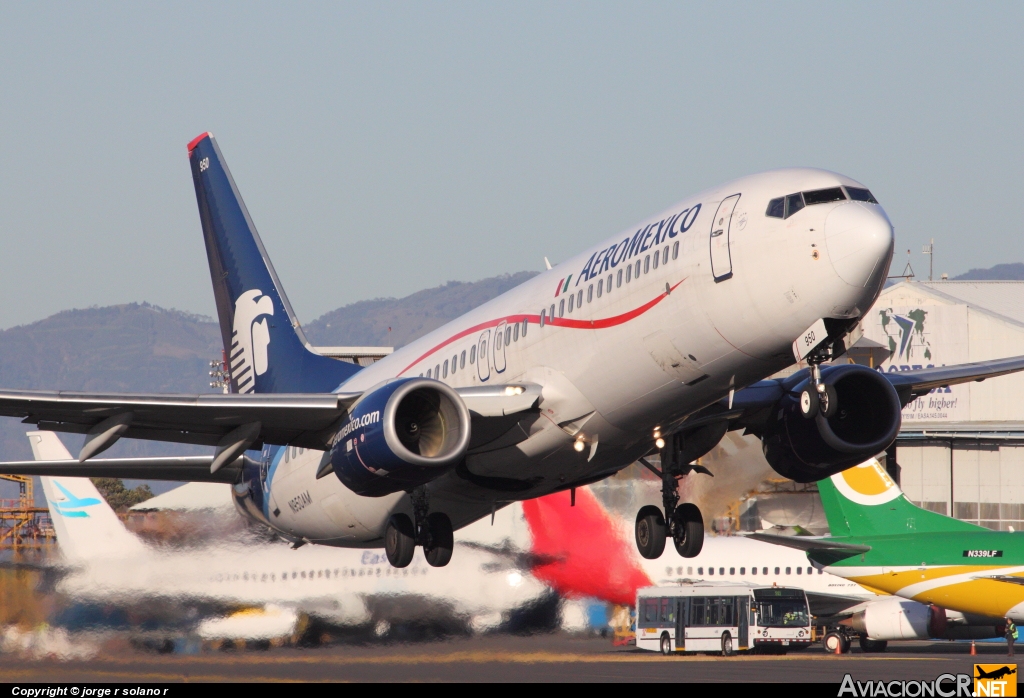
<box><xmin>199</xmin><ymin>157</ymin><xmax>209</xmax><ymax>172</ymax></box>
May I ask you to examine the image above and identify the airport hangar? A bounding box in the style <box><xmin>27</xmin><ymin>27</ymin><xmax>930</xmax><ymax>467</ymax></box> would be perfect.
<box><xmin>861</xmin><ymin>280</ymin><xmax>1024</xmax><ymax>531</ymax></box>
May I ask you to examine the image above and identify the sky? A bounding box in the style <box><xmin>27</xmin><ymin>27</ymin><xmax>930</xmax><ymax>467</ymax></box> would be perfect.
<box><xmin>1</xmin><ymin>2</ymin><xmax>1021</xmax><ymax>330</ymax></box>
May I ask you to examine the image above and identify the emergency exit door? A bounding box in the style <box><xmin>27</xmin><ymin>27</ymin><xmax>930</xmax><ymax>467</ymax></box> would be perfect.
<box><xmin>710</xmin><ymin>194</ymin><xmax>740</xmax><ymax>282</ymax></box>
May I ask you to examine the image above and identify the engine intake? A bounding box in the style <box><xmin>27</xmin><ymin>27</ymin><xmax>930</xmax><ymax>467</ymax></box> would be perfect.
<box><xmin>762</xmin><ymin>364</ymin><xmax>902</xmax><ymax>483</ymax></box>
<box><xmin>331</xmin><ymin>378</ymin><xmax>471</xmax><ymax>496</ymax></box>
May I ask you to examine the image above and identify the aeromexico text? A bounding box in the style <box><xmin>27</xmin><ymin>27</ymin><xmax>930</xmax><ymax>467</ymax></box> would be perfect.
<box><xmin>339</xmin><ymin>411</ymin><xmax>381</xmax><ymax>440</ymax></box>
<box><xmin>574</xmin><ymin>204</ymin><xmax>702</xmax><ymax>286</ymax></box>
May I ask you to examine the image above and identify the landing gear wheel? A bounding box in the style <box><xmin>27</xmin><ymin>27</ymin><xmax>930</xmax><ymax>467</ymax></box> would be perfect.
<box><xmin>635</xmin><ymin>505</ymin><xmax>667</xmax><ymax>559</ymax></box>
<box><xmin>823</xmin><ymin>631</ymin><xmax>849</xmax><ymax>654</ymax></box>
<box><xmin>423</xmin><ymin>512</ymin><xmax>454</xmax><ymax>568</ymax></box>
<box><xmin>660</xmin><ymin>633</ymin><xmax>672</xmax><ymax>656</ymax></box>
<box><xmin>384</xmin><ymin>513</ymin><xmax>415</xmax><ymax>568</ymax></box>
<box><xmin>721</xmin><ymin>632</ymin><xmax>734</xmax><ymax>657</ymax></box>
<box><xmin>859</xmin><ymin>637</ymin><xmax>888</xmax><ymax>653</ymax></box>
<box><xmin>800</xmin><ymin>388</ymin><xmax>819</xmax><ymax>419</ymax></box>
<box><xmin>671</xmin><ymin>503</ymin><xmax>705</xmax><ymax>558</ymax></box>
<box><xmin>819</xmin><ymin>384</ymin><xmax>839</xmax><ymax>418</ymax></box>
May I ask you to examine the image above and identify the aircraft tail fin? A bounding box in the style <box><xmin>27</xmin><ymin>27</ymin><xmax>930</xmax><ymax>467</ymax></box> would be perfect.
<box><xmin>187</xmin><ymin>133</ymin><xmax>360</xmax><ymax>394</ymax></box>
<box><xmin>29</xmin><ymin>432</ymin><xmax>145</xmax><ymax>562</ymax></box>
<box><xmin>818</xmin><ymin>458</ymin><xmax>984</xmax><ymax>537</ymax></box>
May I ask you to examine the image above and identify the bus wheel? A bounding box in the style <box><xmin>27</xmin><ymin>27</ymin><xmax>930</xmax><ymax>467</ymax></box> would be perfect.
<box><xmin>859</xmin><ymin>637</ymin><xmax>888</xmax><ymax>653</ymax></box>
<box><xmin>636</xmin><ymin>506</ymin><xmax>667</xmax><ymax>559</ymax></box>
<box><xmin>660</xmin><ymin>633</ymin><xmax>672</xmax><ymax>656</ymax></box>
<box><xmin>671</xmin><ymin>503</ymin><xmax>704</xmax><ymax>558</ymax></box>
<box><xmin>721</xmin><ymin>632</ymin><xmax>734</xmax><ymax>656</ymax></box>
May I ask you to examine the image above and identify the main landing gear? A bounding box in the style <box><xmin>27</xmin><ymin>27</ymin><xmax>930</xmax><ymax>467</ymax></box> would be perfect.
<box><xmin>384</xmin><ymin>487</ymin><xmax>454</xmax><ymax>569</ymax></box>
<box><xmin>634</xmin><ymin>434</ymin><xmax>711</xmax><ymax>560</ymax></box>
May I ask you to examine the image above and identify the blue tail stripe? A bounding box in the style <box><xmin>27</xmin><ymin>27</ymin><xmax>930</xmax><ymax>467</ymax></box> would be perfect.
<box><xmin>188</xmin><ymin>134</ymin><xmax>360</xmax><ymax>393</ymax></box>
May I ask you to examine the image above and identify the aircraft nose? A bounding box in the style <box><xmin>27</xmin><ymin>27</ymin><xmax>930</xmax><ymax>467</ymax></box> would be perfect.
<box><xmin>824</xmin><ymin>202</ymin><xmax>894</xmax><ymax>287</ymax></box>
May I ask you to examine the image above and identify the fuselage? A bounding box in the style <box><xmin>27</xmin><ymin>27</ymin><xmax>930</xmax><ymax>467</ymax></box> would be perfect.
<box><xmin>241</xmin><ymin>167</ymin><xmax>895</xmax><ymax>546</ymax></box>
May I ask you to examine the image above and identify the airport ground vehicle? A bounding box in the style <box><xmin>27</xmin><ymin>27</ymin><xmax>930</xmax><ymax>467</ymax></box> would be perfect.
<box><xmin>635</xmin><ymin>583</ymin><xmax>811</xmax><ymax>655</ymax></box>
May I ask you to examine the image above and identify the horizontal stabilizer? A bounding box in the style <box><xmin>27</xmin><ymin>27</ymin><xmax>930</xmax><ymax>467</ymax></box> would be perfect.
<box><xmin>747</xmin><ymin>533</ymin><xmax>870</xmax><ymax>554</ymax></box>
<box><xmin>0</xmin><ymin>455</ymin><xmax>249</xmax><ymax>483</ymax></box>
<box><xmin>975</xmin><ymin>575</ymin><xmax>1024</xmax><ymax>587</ymax></box>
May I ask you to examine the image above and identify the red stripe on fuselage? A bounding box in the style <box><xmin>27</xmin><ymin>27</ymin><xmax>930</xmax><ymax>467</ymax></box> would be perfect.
<box><xmin>397</xmin><ymin>278</ymin><xmax>686</xmax><ymax>375</ymax></box>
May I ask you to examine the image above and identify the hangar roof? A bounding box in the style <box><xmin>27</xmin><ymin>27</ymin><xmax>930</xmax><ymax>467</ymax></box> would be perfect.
<box><xmin>891</xmin><ymin>281</ymin><xmax>1024</xmax><ymax>327</ymax></box>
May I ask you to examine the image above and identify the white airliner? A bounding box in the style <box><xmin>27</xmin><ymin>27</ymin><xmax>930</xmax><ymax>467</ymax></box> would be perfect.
<box><xmin>28</xmin><ymin>432</ymin><xmax>547</xmax><ymax>639</ymax></box>
<box><xmin>2</xmin><ymin>133</ymin><xmax>1023</xmax><ymax>570</ymax></box>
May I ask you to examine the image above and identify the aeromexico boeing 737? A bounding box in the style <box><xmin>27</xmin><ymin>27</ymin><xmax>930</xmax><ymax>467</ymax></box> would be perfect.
<box><xmin>2</xmin><ymin>133</ymin><xmax>1023</xmax><ymax>569</ymax></box>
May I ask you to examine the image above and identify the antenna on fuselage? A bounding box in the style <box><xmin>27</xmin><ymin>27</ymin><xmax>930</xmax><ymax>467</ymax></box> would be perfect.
<box><xmin>544</xmin><ymin>257</ymin><xmax>552</xmax><ymax>270</ymax></box>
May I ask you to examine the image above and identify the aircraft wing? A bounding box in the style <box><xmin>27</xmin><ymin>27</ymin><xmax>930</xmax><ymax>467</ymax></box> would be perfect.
<box><xmin>688</xmin><ymin>355</ymin><xmax>1024</xmax><ymax>433</ymax></box>
<box><xmin>0</xmin><ymin>389</ymin><xmax>361</xmax><ymax>450</ymax></box>
<box><xmin>746</xmin><ymin>533</ymin><xmax>871</xmax><ymax>554</ymax></box>
<box><xmin>0</xmin><ymin>455</ymin><xmax>247</xmax><ymax>483</ymax></box>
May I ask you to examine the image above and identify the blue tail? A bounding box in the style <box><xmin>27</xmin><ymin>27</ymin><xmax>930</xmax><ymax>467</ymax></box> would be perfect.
<box><xmin>188</xmin><ymin>133</ymin><xmax>360</xmax><ymax>394</ymax></box>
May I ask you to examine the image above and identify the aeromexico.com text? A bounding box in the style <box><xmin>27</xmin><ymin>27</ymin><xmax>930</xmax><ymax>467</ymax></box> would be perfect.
<box><xmin>338</xmin><ymin>411</ymin><xmax>381</xmax><ymax>440</ymax></box>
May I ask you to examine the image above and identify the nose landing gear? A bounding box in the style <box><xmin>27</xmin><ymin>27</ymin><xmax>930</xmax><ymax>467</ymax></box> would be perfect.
<box><xmin>634</xmin><ymin>435</ymin><xmax>710</xmax><ymax>560</ymax></box>
<box><xmin>384</xmin><ymin>487</ymin><xmax>454</xmax><ymax>568</ymax></box>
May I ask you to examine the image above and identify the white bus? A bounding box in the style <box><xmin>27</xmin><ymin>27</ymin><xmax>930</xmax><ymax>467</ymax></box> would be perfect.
<box><xmin>636</xmin><ymin>582</ymin><xmax>812</xmax><ymax>655</ymax></box>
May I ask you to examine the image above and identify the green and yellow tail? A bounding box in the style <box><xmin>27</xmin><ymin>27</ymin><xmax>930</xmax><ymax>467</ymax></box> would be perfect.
<box><xmin>817</xmin><ymin>459</ymin><xmax>983</xmax><ymax>537</ymax></box>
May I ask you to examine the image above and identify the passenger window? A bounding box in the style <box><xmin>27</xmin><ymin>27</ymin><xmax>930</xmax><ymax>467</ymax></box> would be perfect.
<box><xmin>672</xmin><ymin>241</ymin><xmax>679</xmax><ymax>259</ymax></box>
<box><xmin>796</xmin><ymin>566</ymin><xmax>802</xmax><ymax>575</ymax></box>
<box><xmin>751</xmin><ymin>567</ymin><xmax>757</xmax><ymax>575</ymax></box>
<box><xmin>513</xmin><ymin>323</ymin><xmax>519</xmax><ymax>342</ymax></box>
<box><xmin>558</xmin><ymin>299</ymin><xmax>565</xmax><ymax>317</ymax></box>
<box><xmin>635</xmin><ymin>260</ymin><xmax>641</xmax><ymax>278</ymax></box>
<box><xmin>652</xmin><ymin>251</ymin><xmax>659</xmax><ymax>270</ymax></box>
<box><xmin>587</xmin><ymin>285</ymin><xmax>593</xmax><ymax>303</ymax></box>
<box><xmin>626</xmin><ymin>264</ymin><xmax>632</xmax><ymax>283</ymax></box>
<box><xmin>687</xmin><ymin>567</ymin><xmax>692</xmax><ymax>575</ymax></box>
<box><xmin>549</xmin><ymin>304</ymin><xmax>555</xmax><ymax>320</ymax></box>
<box><xmin>763</xmin><ymin>567</ymin><xmax>768</xmax><ymax>575</ymax></box>
<box><xmin>662</xmin><ymin>246</ymin><xmax>669</xmax><ymax>264</ymax></box>
<box><xmin>452</xmin><ymin>354</ymin><xmax>458</xmax><ymax>371</ymax></box>
<box><xmin>616</xmin><ymin>269</ymin><xmax>623</xmax><ymax>287</ymax></box>
<box><xmin>774</xmin><ymin>567</ymin><xmax>780</xmax><ymax>575</ymax></box>
<box><xmin>442</xmin><ymin>361</ymin><xmax>448</xmax><ymax>378</ymax></box>
<box><xmin>425</xmin><ymin>368</ymin><xmax>431</xmax><ymax>378</ymax></box>
<box><xmin>495</xmin><ymin>332</ymin><xmax>502</xmax><ymax>350</ymax></box>
<box><xmin>785</xmin><ymin>193</ymin><xmax>805</xmax><ymax>218</ymax></box>
<box><xmin>606</xmin><ymin>274</ymin><xmax>612</xmax><ymax>293</ymax></box>
<box><xmin>568</xmin><ymin>294</ymin><xmax>574</xmax><ymax>313</ymax></box>
<box><xmin>802</xmin><ymin>187</ymin><xmax>846</xmax><ymax>205</ymax></box>
<box><xmin>845</xmin><ymin>186</ymin><xmax>878</xmax><ymax>203</ymax></box>
<box><xmin>505</xmin><ymin>326</ymin><xmax>511</xmax><ymax>345</ymax></box>
<box><xmin>460</xmin><ymin>350</ymin><xmax>466</xmax><ymax>369</ymax></box>
<box><xmin>785</xmin><ymin>567</ymin><xmax>791</xmax><ymax>575</ymax></box>
<box><xmin>698</xmin><ymin>567</ymin><xmax>703</xmax><ymax>575</ymax></box>
<box><xmin>644</xmin><ymin>255</ymin><xmax>650</xmax><ymax>274</ymax></box>
<box><xmin>540</xmin><ymin>309</ymin><xmax>546</xmax><ymax>327</ymax></box>
<box><xmin>729</xmin><ymin>567</ymin><xmax>735</xmax><ymax>575</ymax></box>
<box><xmin>719</xmin><ymin>568</ymin><xmax>724</xmax><ymax>575</ymax></box>
<box><xmin>522</xmin><ymin>318</ymin><xmax>528</xmax><ymax>337</ymax></box>
<box><xmin>808</xmin><ymin>567</ymin><xmax>814</xmax><ymax>575</ymax></box>
<box><xmin>597</xmin><ymin>279</ymin><xmax>603</xmax><ymax>298</ymax></box>
<box><xmin>576</xmin><ymin>290</ymin><xmax>582</xmax><ymax>308</ymax></box>
<box><xmin>470</xmin><ymin>345</ymin><xmax>476</xmax><ymax>364</ymax></box>
<box><xmin>435</xmin><ymin>364</ymin><xmax>440</xmax><ymax>378</ymax></box>
<box><xmin>708</xmin><ymin>567</ymin><xmax>714</xmax><ymax>576</ymax></box>
<box><xmin>766</xmin><ymin>197</ymin><xmax>785</xmax><ymax>218</ymax></box>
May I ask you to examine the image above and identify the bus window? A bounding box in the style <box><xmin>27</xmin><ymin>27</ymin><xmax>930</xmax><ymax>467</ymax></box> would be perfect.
<box><xmin>642</xmin><ymin>598</ymin><xmax>659</xmax><ymax>624</ymax></box>
<box><xmin>661</xmin><ymin>598</ymin><xmax>673</xmax><ymax>623</ymax></box>
<box><xmin>691</xmin><ymin>597</ymin><xmax>706</xmax><ymax>625</ymax></box>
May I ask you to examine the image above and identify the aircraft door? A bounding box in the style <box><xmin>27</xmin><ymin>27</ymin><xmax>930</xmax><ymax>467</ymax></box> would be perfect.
<box><xmin>493</xmin><ymin>321</ymin><xmax>507</xmax><ymax>374</ymax></box>
<box><xmin>477</xmin><ymin>330</ymin><xmax>491</xmax><ymax>382</ymax></box>
<box><xmin>709</xmin><ymin>194</ymin><xmax>740</xmax><ymax>282</ymax></box>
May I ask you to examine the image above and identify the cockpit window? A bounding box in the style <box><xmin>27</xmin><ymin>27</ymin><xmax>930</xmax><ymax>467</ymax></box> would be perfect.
<box><xmin>845</xmin><ymin>186</ymin><xmax>879</xmax><ymax>204</ymax></box>
<box><xmin>785</xmin><ymin>193</ymin><xmax>805</xmax><ymax>218</ymax></box>
<box><xmin>802</xmin><ymin>187</ymin><xmax>847</xmax><ymax>205</ymax></box>
<box><xmin>766</xmin><ymin>197</ymin><xmax>785</xmax><ymax>218</ymax></box>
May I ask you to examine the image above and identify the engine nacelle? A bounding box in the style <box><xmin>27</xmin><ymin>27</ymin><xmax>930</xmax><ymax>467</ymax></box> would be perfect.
<box><xmin>331</xmin><ymin>378</ymin><xmax>471</xmax><ymax>497</ymax></box>
<box><xmin>847</xmin><ymin>597</ymin><xmax>946</xmax><ymax>641</ymax></box>
<box><xmin>761</xmin><ymin>364</ymin><xmax>902</xmax><ymax>483</ymax></box>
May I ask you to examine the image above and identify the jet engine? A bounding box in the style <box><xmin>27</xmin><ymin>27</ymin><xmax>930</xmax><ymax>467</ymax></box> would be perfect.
<box><xmin>331</xmin><ymin>378</ymin><xmax>471</xmax><ymax>496</ymax></box>
<box><xmin>846</xmin><ymin>598</ymin><xmax>946</xmax><ymax>641</ymax></box>
<box><xmin>761</xmin><ymin>363</ymin><xmax>902</xmax><ymax>483</ymax></box>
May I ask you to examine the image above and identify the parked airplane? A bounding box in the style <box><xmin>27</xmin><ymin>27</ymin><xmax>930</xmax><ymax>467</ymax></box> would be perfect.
<box><xmin>521</xmin><ymin>482</ymin><xmax>1001</xmax><ymax>652</ymax></box>
<box><xmin>755</xmin><ymin>459</ymin><xmax>1024</xmax><ymax>629</ymax></box>
<box><xmin>2</xmin><ymin>133</ymin><xmax>1023</xmax><ymax>569</ymax></box>
<box><xmin>28</xmin><ymin>431</ymin><xmax>548</xmax><ymax>639</ymax></box>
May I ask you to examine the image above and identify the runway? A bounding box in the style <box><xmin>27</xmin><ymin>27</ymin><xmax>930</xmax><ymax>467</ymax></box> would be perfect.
<box><xmin>0</xmin><ymin>635</ymin><xmax>1013</xmax><ymax>683</ymax></box>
